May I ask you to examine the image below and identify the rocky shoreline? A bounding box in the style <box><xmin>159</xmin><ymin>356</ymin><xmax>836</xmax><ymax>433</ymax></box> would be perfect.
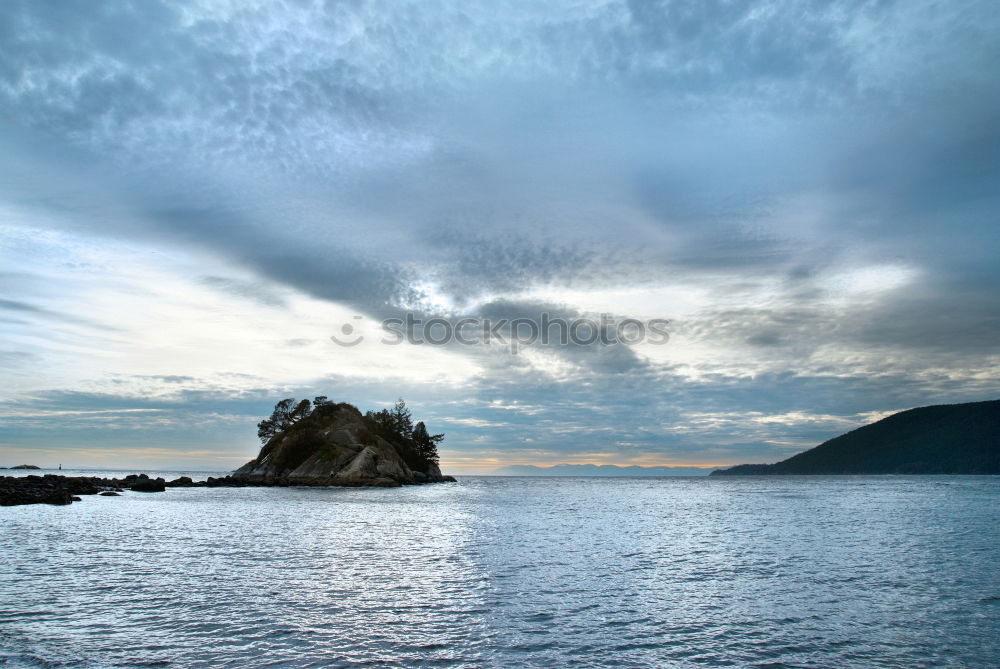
<box><xmin>0</xmin><ymin>472</ymin><xmax>457</xmax><ymax>507</ymax></box>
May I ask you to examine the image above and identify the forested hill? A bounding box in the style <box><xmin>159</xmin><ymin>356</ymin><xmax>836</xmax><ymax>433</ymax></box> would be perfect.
<box><xmin>712</xmin><ymin>400</ymin><xmax>1000</xmax><ymax>475</ymax></box>
<box><xmin>234</xmin><ymin>398</ymin><xmax>453</xmax><ymax>486</ymax></box>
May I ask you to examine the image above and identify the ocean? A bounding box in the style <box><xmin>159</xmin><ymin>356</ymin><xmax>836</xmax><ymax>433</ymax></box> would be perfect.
<box><xmin>1</xmin><ymin>473</ymin><xmax>998</xmax><ymax>667</ymax></box>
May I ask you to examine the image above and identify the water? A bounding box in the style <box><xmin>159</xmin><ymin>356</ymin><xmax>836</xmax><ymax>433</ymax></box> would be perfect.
<box><xmin>0</xmin><ymin>468</ymin><xmax>226</xmax><ymax>482</ymax></box>
<box><xmin>1</xmin><ymin>476</ymin><xmax>998</xmax><ymax>668</ymax></box>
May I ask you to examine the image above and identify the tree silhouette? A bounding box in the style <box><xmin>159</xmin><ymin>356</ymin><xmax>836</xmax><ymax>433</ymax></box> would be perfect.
<box><xmin>412</xmin><ymin>421</ymin><xmax>443</xmax><ymax>466</ymax></box>
<box><xmin>365</xmin><ymin>398</ymin><xmax>413</xmax><ymax>439</ymax></box>
<box><xmin>256</xmin><ymin>397</ymin><xmax>313</xmax><ymax>443</ymax></box>
<box><xmin>390</xmin><ymin>398</ymin><xmax>413</xmax><ymax>439</ymax></box>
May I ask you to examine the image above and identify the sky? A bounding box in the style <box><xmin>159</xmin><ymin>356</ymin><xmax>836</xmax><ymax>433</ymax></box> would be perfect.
<box><xmin>1</xmin><ymin>0</ymin><xmax>998</xmax><ymax>473</ymax></box>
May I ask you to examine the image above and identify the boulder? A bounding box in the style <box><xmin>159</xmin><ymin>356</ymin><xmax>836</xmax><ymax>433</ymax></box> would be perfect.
<box><xmin>0</xmin><ymin>476</ymin><xmax>74</xmax><ymax>505</ymax></box>
<box><xmin>1</xmin><ymin>473</ymin><xmax>172</xmax><ymax>506</ymax></box>
<box><xmin>165</xmin><ymin>476</ymin><xmax>194</xmax><ymax>487</ymax></box>
<box><xmin>130</xmin><ymin>477</ymin><xmax>166</xmax><ymax>493</ymax></box>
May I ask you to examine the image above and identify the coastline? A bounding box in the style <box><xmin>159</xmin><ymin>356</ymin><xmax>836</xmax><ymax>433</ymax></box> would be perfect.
<box><xmin>0</xmin><ymin>471</ymin><xmax>457</xmax><ymax>507</ymax></box>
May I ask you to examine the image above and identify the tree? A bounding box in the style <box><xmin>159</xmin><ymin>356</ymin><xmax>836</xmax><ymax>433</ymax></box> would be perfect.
<box><xmin>312</xmin><ymin>395</ymin><xmax>338</xmax><ymax>418</ymax></box>
<box><xmin>256</xmin><ymin>397</ymin><xmax>313</xmax><ymax>443</ymax></box>
<box><xmin>412</xmin><ymin>421</ymin><xmax>443</xmax><ymax>466</ymax></box>
<box><xmin>365</xmin><ymin>408</ymin><xmax>393</xmax><ymax>431</ymax></box>
<box><xmin>256</xmin><ymin>417</ymin><xmax>278</xmax><ymax>443</ymax></box>
<box><xmin>366</xmin><ymin>399</ymin><xmax>414</xmax><ymax>440</ymax></box>
<box><xmin>290</xmin><ymin>399</ymin><xmax>312</xmax><ymax>422</ymax></box>
<box><xmin>363</xmin><ymin>400</ymin><xmax>444</xmax><ymax>468</ymax></box>
<box><xmin>390</xmin><ymin>398</ymin><xmax>414</xmax><ymax>439</ymax></box>
<box><xmin>272</xmin><ymin>398</ymin><xmax>297</xmax><ymax>425</ymax></box>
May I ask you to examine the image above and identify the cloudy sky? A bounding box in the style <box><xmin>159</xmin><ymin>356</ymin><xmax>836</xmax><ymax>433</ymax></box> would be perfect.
<box><xmin>1</xmin><ymin>0</ymin><xmax>998</xmax><ymax>472</ymax></box>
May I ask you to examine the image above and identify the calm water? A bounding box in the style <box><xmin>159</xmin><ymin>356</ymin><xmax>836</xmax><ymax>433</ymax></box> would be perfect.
<box><xmin>1</xmin><ymin>475</ymin><xmax>998</xmax><ymax>668</ymax></box>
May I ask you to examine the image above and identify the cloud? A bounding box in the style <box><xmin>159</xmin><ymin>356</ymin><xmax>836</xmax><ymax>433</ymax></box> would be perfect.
<box><xmin>0</xmin><ymin>0</ymin><xmax>998</xmax><ymax>466</ymax></box>
<box><xmin>0</xmin><ymin>298</ymin><xmax>120</xmax><ymax>331</ymax></box>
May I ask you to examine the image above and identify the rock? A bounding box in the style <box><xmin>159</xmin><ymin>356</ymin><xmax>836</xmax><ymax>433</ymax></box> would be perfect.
<box><xmin>99</xmin><ymin>491</ymin><xmax>120</xmax><ymax>496</ymax></box>
<box><xmin>130</xmin><ymin>477</ymin><xmax>166</xmax><ymax>493</ymax></box>
<box><xmin>1</xmin><ymin>473</ymin><xmax>169</xmax><ymax>506</ymax></box>
<box><xmin>336</xmin><ymin>446</ymin><xmax>381</xmax><ymax>480</ymax></box>
<box><xmin>165</xmin><ymin>476</ymin><xmax>194</xmax><ymax>487</ymax></box>
<box><xmin>0</xmin><ymin>476</ymin><xmax>74</xmax><ymax>505</ymax></box>
<box><xmin>62</xmin><ymin>477</ymin><xmax>102</xmax><ymax>496</ymax></box>
<box><xmin>10</xmin><ymin>464</ymin><xmax>41</xmax><ymax>470</ymax></box>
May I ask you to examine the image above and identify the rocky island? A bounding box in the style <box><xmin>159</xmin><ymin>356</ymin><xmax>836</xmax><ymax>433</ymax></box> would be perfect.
<box><xmin>233</xmin><ymin>397</ymin><xmax>455</xmax><ymax>486</ymax></box>
<box><xmin>712</xmin><ymin>399</ymin><xmax>1000</xmax><ymax>475</ymax></box>
<box><xmin>1</xmin><ymin>398</ymin><xmax>454</xmax><ymax>506</ymax></box>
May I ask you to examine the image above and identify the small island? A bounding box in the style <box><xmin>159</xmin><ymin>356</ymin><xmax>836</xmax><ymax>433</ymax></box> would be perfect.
<box><xmin>712</xmin><ymin>399</ymin><xmax>1000</xmax><ymax>475</ymax></box>
<box><xmin>233</xmin><ymin>397</ymin><xmax>455</xmax><ymax>486</ymax></box>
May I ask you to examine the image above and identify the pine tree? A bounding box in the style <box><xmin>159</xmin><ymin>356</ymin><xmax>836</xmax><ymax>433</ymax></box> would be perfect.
<box><xmin>256</xmin><ymin>397</ymin><xmax>313</xmax><ymax>443</ymax></box>
<box><xmin>412</xmin><ymin>421</ymin><xmax>443</xmax><ymax>466</ymax></box>
<box><xmin>389</xmin><ymin>398</ymin><xmax>414</xmax><ymax>439</ymax></box>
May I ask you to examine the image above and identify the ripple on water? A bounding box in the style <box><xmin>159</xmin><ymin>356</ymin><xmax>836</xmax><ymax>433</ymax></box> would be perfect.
<box><xmin>0</xmin><ymin>476</ymin><xmax>998</xmax><ymax>667</ymax></box>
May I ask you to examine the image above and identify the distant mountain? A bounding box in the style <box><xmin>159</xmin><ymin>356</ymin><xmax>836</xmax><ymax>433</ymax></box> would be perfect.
<box><xmin>492</xmin><ymin>464</ymin><xmax>714</xmax><ymax>477</ymax></box>
<box><xmin>712</xmin><ymin>399</ymin><xmax>1000</xmax><ymax>475</ymax></box>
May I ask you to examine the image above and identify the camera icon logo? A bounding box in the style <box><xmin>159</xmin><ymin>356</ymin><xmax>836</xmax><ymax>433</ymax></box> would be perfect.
<box><xmin>330</xmin><ymin>316</ymin><xmax>364</xmax><ymax>347</ymax></box>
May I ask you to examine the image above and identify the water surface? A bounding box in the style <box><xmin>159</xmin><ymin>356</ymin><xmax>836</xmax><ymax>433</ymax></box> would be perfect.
<box><xmin>2</xmin><ymin>475</ymin><xmax>998</xmax><ymax>667</ymax></box>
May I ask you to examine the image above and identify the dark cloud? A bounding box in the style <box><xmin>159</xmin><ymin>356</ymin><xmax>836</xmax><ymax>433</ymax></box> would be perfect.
<box><xmin>426</xmin><ymin>232</ymin><xmax>605</xmax><ymax>303</ymax></box>
<box><xmin>1</xmin><ymin>0</ymin><xmax>998</xmax><ymax>465</ymax></box>
<box><xmin>681</xmin><ymin>268</ymin><xmax>1000</xmax><ymax>360</ymax></box>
